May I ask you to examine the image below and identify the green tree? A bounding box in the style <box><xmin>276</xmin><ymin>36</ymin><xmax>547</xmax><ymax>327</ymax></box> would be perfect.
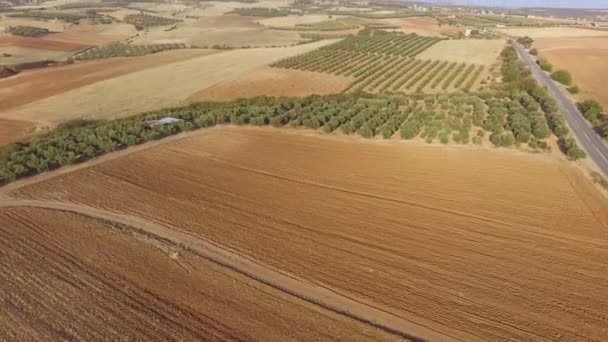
<box><xmin>537</xmin><ymin>58</ymin><xmax>553</xmax><ymax>72</ymax></box>
<box><xmin>577</xmin><ymin>100</ymin><xmax>603</xmax><ymax>124</ymax></box>
<box><xmin>551</xmin><ymin>70</ymin><xmax>572</xmax><ymax>86</ymax></box>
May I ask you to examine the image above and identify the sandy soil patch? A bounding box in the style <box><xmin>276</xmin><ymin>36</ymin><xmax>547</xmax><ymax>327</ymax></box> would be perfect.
<box><xmin>0</xmin><ymin>49</ymin><xmax>216</xmax><ymax>114</ymax></box>
<box><xmin>188</xmin><ymin>66</ymin><xmax>353</xmax><ymax>102</ymax></box>
<box><xmin>12</xmin><ymin>126</ymin><xmax>608</xmax><ymax>341</ymax></box>
<box><xmin>496</xmin><ymin>26</ymin><xmax>608</xmax><ymax>38</ymax></box>
<box><xmin>0</xmin><ymin>207</ymin><xmax>393</xmax><ymax>341</ymax></box>
<box><xmin>132</xmin><ymin>15</ymin><xmax>302</xmax><ymax>47</ymax></box>
<box><xmin>3</xmin><ymin>40</ymin><xmax>336</xmax><ymax>123</ymax></box>
<box><xmin>417</xmin><ymin>39</ymin><xmax>506</xmax><ymax>65</ymax></box>
<box><xmin>536</xmin><ymin>38</ymin><xmax>608</xmax><ymax>110</ymax></box>
<box><xmin>0</xmin><ymin>118</ymin><xmax>38</xmax><ymax>145</ymax></box>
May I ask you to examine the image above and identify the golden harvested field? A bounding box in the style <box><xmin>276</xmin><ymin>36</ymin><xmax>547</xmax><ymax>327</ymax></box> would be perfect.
<box><xmin>536</xmin><ymin>37</ymin><xmax>608</xmax><ymax>110</ymax></box>
<box><xmin>46</xmin><ymin>21</ymin><xmax>137</xmax><ymax>45</ymax></box>
<box><xmin>133</xmin><ymin>15</ymin><xmax>303</xmax><ymax>47</ymax></box>
<box><xmin>379</xmin><ymin>17</ymin><xmax>459</xmax><ymax>37</ymax></box>
<box><xmin>2</xmin><ymin>40</ymin><xmax>335</xmax><ymax>124</ymax></box>
<box><xmin>417</xmin><ymin>39</ymin><xmax>506</xmax><ymax>66</ymax></box>
<box><xmin>496</xmin><ymin>26</ymin><xmax>608</xmax><ymax>38</ymax></box>
<box><xmin>0</xmin><ymin>47</ymin><xmax>73</xmax><ymax>65</ymax></box>
<box><xmin>11</xmin><ymin>126</ymin><xmax>608</xmax><ymax>342</ymax></box>
<box><xmin>0</xmin><ymin>207</ymin><xmax>396</xmax><ymax>341</ymax></box>
<box><xmin>0</xmin><ymin>49</ymin><xmax>216</xmax><ymax>114</ymax></box>
<box><xmin>187</xmin><ymin>66</ymin><xmax>353</xmax><ymax>102</ymax></box>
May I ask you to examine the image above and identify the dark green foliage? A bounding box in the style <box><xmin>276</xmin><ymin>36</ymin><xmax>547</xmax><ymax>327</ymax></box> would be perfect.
<box><xmin>563</xmin><ymin>137</ymin><xmax>586</xmax><ymax>160</ymax></box>
<box><xmin>5</xmin><ymin>25</ymin><xmax>49</xmax><ymax>37</ymax></box>
<box><xmin>517</xmin><ymin>36</ymin><xmax>534</xmax><ymax>48</ymax></box>
<box><xmin>567</xmin><ymin>85</ymin><xmax>579</xmax><ymax>94</ymax></box>
<box><xmin>124</xmin><ymin>14</ymin><xmax>181</xmax><ymax>30</ymax></box>
<box><xmin>577</xmin><ymin>100</ymin><xmax>603</xmax><ymax>125</ymax></box>
<box><xmin>75</xmin><ymin>42</ymin><xmax>186</xmax><ymax>60</ymax></box>
<box><xmin>550</xmin><ymin>70</ymin><xmax>572</xmax><ymax>86</ymax></box>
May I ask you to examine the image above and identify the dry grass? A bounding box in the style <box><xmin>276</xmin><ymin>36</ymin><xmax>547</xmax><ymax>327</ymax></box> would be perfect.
<box><xmin>536</xmin><ymin>37</ymin><xmax>608</xmax><ymax>110</ymax></box>
<box><xmin>0</xmin><ymin>49</ymin><xmax>216</xmax><ymax>114</ymax></box>
<box><xmin>132</xmin><ymin>15</ymin><xmax>302</xmax><ymax>47</ymax></box>
<box><xmin>2</xmin><ymin>40</ymin><xmax>337</xmax><ymax>124</ymax></box>
<box><xmin>187</xmin><ymin>66</ymin><xmax>353</xmax><ymax>102</ymax></box>
<box><xmin>0</xmin><ymin>47</ymin><xmax>72</xmax><ymax>65</ymax></box>
<box><xmin>417</xmin><ymin>39</ymin><xmax>506</xmax><ymax>65</ymax></box>
<box><xmin>496</xmin><ymin>26</ymin><xmax>608</xmax><ymax>38</ymax></box>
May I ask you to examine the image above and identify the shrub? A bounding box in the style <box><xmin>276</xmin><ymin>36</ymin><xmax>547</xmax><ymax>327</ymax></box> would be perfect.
<box><xmin>551</xmin><ymin>70</ymin><xmax>572</xmax><ymax>86</ymax></box>
<box><xmin>537</xmin><ymin>58</ymin><xmax>553</xmax><ymax>72</ymax></box>
<box><xmin>577</xmin><ymin>100</ymin><xmax>603</xmax><ymax>124</ymax></box>
<box><xmin>517</xmin><ymin>36</ymin><xmax>534</xmax><ymax>48</ymax></box>
<box><xmin>567</xmin><ymin>85</ymin><xmax>579</xmax><ymax>94</ymax></box>
<box><xmin>5</xmin><ymin>25</ymin><xmax>49</xmax><ymax>37</ymax></box>
<box><xmin>529</xmin><ymin>48</ymin><xmax>538</xmax><ymax>56</ymax></box>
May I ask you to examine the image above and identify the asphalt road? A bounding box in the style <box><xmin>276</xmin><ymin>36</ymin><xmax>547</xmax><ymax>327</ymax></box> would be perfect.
<box><xmin>514</xmin><ymin>43</ymin><xmax>608</xmax><ymax>177</ymax></box>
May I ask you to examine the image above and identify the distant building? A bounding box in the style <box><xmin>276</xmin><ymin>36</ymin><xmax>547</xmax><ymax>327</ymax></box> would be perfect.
<box><xmin>464</xmin><ymin>29</ymin><xmax>472</xmax><ymax>37</ymax></box>
<box><xmin>146</xmin><ymin>117</ymin><xmax>183</xmax><ymax>127</ymax></box>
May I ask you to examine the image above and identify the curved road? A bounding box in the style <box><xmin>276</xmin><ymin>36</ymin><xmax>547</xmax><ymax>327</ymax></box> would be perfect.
<box><xmin>0</xmin><ymin>199</ymin><xmax>461</xmax><ymax>342</ymax></box>
<box><xmin>514</xmin><ymin>43</ymin><xmax>608</xmax><ymax>177</ymax></box>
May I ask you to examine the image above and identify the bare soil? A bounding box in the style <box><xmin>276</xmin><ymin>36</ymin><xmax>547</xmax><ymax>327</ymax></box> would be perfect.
<box><xmin>187</xmin><ymin>66</ymin><xmax>353</xmax><ymax>102</ymax></box>
<box><xmin>0</xmin><ymin>207</ymin><xmax>396</xmax><ymax>341</ymax></box>
<box><xmin>12</xmin><ymin>126</ymin><xmax>608</xmax><ymax>342</ymax></box>
<box><xmin>2</xmin><ymin>40</ymin><xmax>336</xmax><ymax>124</ymax></box>
<box><xmin>0</xmin><ymin>118</ymin><xmax>38</xmax><ymax>145</ymax></box>
<box><xmin>0</xmin><ymin>49</ymin><xmax>217</xmax><ymax>114</ymax></box>
<box><xmin>0</xmin><ymin>35</ymin><xmax>88</xmax><ymax>52</ymax></box>
<box><xmin>536</xmin><ymin>37</ymin><xmax>608</xmax><ymax>110</ymax></box>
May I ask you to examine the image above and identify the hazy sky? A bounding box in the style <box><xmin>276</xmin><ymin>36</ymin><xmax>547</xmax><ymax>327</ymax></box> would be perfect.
<box><xmin>419</xmin><ymin>0</ymin><xmax>608</xmax><ymax>9</ymax></box>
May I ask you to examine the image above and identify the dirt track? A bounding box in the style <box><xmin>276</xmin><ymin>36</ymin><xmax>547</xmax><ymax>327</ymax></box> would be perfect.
<box><xmin>11</xmin><ymin>126</ymin><xmax>608</xmax><ymax>341</ymax></box>
<box><xmin>0</xmin><ymin>206</ymin><xmax>398</xmax><ymax>341</ymax></box>
<box><xmin>0</xmin><ymin>200</ymin><xmax>448</xmax><ymax>341</ymax></box>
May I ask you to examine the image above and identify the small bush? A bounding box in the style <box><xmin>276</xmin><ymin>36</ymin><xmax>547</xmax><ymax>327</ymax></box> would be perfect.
<box><xmin>567</xmin><ymin>85</ymin><xmax>579</xmax><ymax>94</ymax></box>
<box><xmin>551</xmin><ymin>70</ymin><xmax>572</xmax><ymax>86</ymax></box>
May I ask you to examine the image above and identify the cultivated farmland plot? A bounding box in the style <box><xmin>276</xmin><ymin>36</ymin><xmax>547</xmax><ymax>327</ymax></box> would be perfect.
<box><xmin>74</xmin><ymin>42</ymin><xmax>187</xmax><ymax>60</ymax></box>
<box><xmin>271</xmin><ymin>32</ymin><xmax>485</xmax><ymax>94</ymax></box>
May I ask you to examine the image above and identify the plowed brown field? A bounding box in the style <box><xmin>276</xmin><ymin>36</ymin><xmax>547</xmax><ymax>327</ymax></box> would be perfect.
<box><xmin>0</xmin><ymin>49</ymin><xmax>217</xmax><ymax>113</ymax></box>
<box><xmin>12</xmin><ymin>126</ymin><xmax>608</xmax><ymax>342</ymax></box>
<box><xmin>0</xmin><ymin>207</ymin><xmax>396</xmax><ymax>341</ymax></box>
